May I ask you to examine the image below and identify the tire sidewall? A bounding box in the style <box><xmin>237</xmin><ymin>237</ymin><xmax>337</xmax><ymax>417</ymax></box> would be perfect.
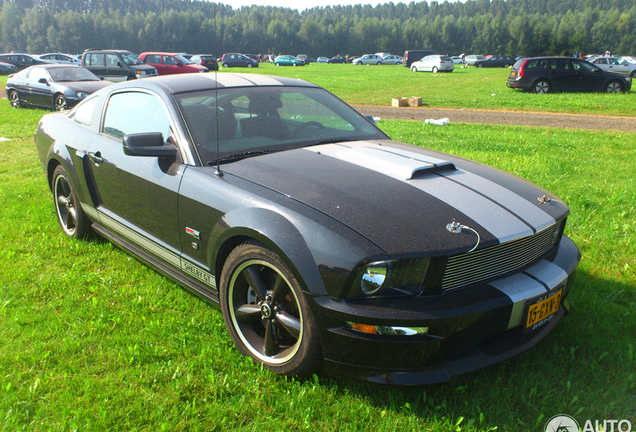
<box><xmin>219</xmin><ymin>243</ymin><xmax>321</xmax><ymax>376</ymax></box>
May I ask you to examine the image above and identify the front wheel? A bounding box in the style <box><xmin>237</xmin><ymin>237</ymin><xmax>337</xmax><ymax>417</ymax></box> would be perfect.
<box><xmin>8</xmin><ymin>90</ymin><xmax>20</xmax><ymax>108</ymax></box>
<box><xmin>533</xmin><ymin>79</ymin><xmax>550</xmax><ymax>94</ymax></box>
<box><xmin>54</xmin><ymin>94</ymin><xmax>67</xmax><ymax>111</ymax></box>
<box><xmin>52</xmin><ymin>165</ymin><xmax>92</xmax><ymax>239</ymax></box>
<box><xmin>477</xmin><ymin>63</ymin><xmax>483</xmax><ymax>68</ymax></box>
<box><xmin>247</xmin><ymin>63</ymin><xmax>253</xmax><ymax>68</ymax></box>
<box><xmin>220</xmin><ymin>242</ymin><xmax>322</xmax><ymax>376</ymax></box>
<box><xmin>605</xmin><ymin>80</ymin><xmax>623</xmax><ymax>93</ymax></box>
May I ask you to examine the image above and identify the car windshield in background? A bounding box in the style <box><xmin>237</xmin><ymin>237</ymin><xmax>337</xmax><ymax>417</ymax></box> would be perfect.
<box><xmin>49</xmin><ymin>67</ymin><xmax>99</xmax><ymax>82</ymax></box>
<box><xmin>177</xmin><ymin>86</ymin><xmax>386</xmax><ymax>164</ymax></box>
<box><xmin>175</xmin><ymin>54</ymin><xmax>193</xmax><ymax>64</ymax></box>
<box><xmin>121</xmin><ymin>52</ymin><xmax>143</xmax><ymax>65</ymax></box>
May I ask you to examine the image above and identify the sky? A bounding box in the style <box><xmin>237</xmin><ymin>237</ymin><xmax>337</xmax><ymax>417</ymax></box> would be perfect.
<box><xmin>221</xmin><ymin>0</ymin><xmax>453</xmax><ymax>12</ymax></box>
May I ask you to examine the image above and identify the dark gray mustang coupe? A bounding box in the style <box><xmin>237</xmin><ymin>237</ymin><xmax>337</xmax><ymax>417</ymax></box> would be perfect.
<box><xmin>35</xmin><ymin>73</ymin><xmax>580</xmax><ymax>385</ymax></box>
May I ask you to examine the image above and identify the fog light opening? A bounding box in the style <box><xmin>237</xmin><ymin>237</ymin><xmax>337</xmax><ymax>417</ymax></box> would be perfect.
<box><xmin>346</xmin><ymin>322</ymin><xmax>429</xmax><ymax>336</ymax></box>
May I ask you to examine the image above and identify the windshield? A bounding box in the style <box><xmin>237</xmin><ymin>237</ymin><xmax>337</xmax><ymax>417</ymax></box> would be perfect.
<box><xmin>177</xmin><ymin>86</ymin><xmax>387</xmax><ymax>165</ymax></box>
<box><xmin>175</xmin><ymin>54</ymin><xmax>192</xmax><ymax>65</ymax></box>
<box><xmin>121</xmin><ymin>52</ymin><xmax>143</xmax><ymax>65</ymax></box>
<box><xmin>49</xmin><ymin>67</ymin><xmax>99</xmax><ymax>82</ymax></box>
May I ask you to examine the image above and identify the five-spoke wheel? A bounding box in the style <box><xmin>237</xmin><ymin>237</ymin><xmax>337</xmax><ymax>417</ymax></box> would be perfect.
<box><xmin>54</xmin><ymin>94</ymin><xmax>68</xmax><ymax>111</ymax></box>
<box><xmin>220</xmin><ymin>243</ymin><xmax>322</xmax><ymax>376</ymax></box>
<box><xmin>52</xmin><ymin>166</ymin><xmax>92</xmax><ymax>238</ymax></box>
<box><xmin>533</xmin><ymin>79</ymin><xmax>550</xmax><ymax>94</ymax></box>
<box><xmin>605</xmin><ymin>80</ymin><xmax>623</xmax><ymax>93</ymax></box>
<box><xmin>9</xmin><ymin>90</ymin><xmax>20</xmax><ymax>108</ymax></box>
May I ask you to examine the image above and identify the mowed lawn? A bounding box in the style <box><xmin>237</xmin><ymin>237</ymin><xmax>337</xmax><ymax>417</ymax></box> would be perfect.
<box><xmin>0</xmin><ymin>72</ymin><xmax>634</xmax><ymax>431</ymax></box>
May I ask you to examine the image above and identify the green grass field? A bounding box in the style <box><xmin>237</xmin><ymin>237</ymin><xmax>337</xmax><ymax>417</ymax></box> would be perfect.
<box><xmin>0</xmin><ymin>70</ymin><xmax>634</xmax><ymax>431</ymax></box>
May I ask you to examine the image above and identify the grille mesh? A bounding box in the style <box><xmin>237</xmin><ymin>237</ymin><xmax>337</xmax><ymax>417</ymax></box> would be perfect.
<box><xmin>441</xmin><ymin>219</ymin><xmax>565</xmax><ymax>291</ymax></box>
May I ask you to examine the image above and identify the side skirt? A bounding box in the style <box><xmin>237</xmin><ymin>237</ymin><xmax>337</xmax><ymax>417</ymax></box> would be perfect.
<box><xmin>91</xmin><ymin>222</ymin><xmax>221</xmax><ymax>309</ymax></box>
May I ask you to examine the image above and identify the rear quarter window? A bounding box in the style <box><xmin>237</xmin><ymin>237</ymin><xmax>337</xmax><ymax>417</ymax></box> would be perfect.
<box><xmin>524</xmin><ymin>59</ymin><xmax>549</xmax><ymax>69</ymax></box>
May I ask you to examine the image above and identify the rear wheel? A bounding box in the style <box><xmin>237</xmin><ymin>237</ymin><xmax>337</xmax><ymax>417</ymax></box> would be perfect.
<box><xmin>9</xmin><ymin>90</ymin><xmax>20</xmax><ymax>108</ymax></box>
<box><xmin>275</xmin><ymin>62</ymin><xmax>280</xmax><ymax>67</ymax></box>
<box><xmin>477</xmin><ymin>63</ymin><xmax>483</xmax><ymax>68</ymax></box>
<box><xmin>631</xmin><ymin>71</ymin><xmax>636</xmax><ymax>78</ymax></box>
<box><xmin>432</xmin><ymin>66</ymin><xmax>438</xmax><ymax>73</ymax></box>
<box><xmin>533</xmin><ymin>79</ymin><xmax>550</xmax><ymax>94</ymax></box>
<box><xmin>220</xmin><ymin>242</ymin><xmax>322</xmax><ymax>376</ymax></box>
<box><xmin>376</xmin><ymin>61</ymin><xmax>382</xmax><ymax>65</ymax></box>
<box><xmin>605</xmin><ymin>80</ymin><xmax>623</xmax><ymax>93</ymax></box>
<box><xmin>411</xmin><ymin>66</ymin><xmax>418</xmax><ymax>72</ymax></box>
<box><xmin>222</xmin><ymin>62</ymin><xmax>229</xmax><ymax>68</ymax></box>
<box><xmin>52</xmin><ymin>165</ymin><xmax>92</xmax><ymax>239</ymax></box>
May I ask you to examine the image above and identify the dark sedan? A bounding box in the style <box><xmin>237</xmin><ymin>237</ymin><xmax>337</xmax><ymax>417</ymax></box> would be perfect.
<box><xmin>327</xmin><ymin>56</ymin><xmax>347</xmax><ymax>63</ymax></box>
<box><xmin>0</xmin><ymin>53</ymin><xmax>53</xmax><ymax>70</ymax></box>
<box><xmin>7</xmin><ymin>64</ymin><xmax>111</xmax><ymax>111</ymax></box>
<box><xmin>473</xmin><ymin>55</ymin><xmax>516</xmax><ymax>68</ymax></box>
<box><xmin>0</xmin><ymin>61</ymin><xmax>18</xmax><ymax>75</ymax></box>
<box><xmin>507</xmin><ymin>56</ymin><xmax>632</xmax><ymax>93</ymax></box>
<box><xmin>190</xmin><ymin>54</ymin><xmax>219</xmax><ymax>71</ymax></box>
<box><xmin>34</xmin><ymin>73</ymin><xmax>579</xmax><ymax>385</ymax></box>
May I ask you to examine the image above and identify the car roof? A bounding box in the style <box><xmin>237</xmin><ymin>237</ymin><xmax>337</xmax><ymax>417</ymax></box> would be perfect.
<box><xmin>26</xmin><ymin>64</ymin><xmax>82</xmax><ymax>70</ymax></box>
<box><xmin>140</xmin><ymin>52</ymin><xmax>180</xmax><ymax>56</ymax></box>
<box><xmin>108</xmin><ymin>73</ymin><xmax>320</xmax><ymax>94</ymax></box>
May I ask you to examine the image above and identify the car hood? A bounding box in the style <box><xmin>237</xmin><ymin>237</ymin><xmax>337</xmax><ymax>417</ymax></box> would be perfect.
<box><xmin>224</xmin><ymin>140</ymin><xmax>569</xmax><ymax>257</ymax></box>
<box><xmin>62</xmin><ymin>81</ymin><xmax>112</xmax><ymax>93</ymax></box>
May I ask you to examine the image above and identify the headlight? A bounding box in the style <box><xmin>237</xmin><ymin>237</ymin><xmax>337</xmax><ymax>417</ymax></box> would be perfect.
<box><xmin>76</xmin><ymin>92</ymin><xmax>90</xmax><ymax>99</ymax></box>
<box><xmin>351</xmin><ymin>258</ymin><xmax>430</xmax><ymax>298</ymax></box>
<box><xmin>361</xmin><ymin>262</ymin><xmax>388</xmax><ymax>295</ymax></box>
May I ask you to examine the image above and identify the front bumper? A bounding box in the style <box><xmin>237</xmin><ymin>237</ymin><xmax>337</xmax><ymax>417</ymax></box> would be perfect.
<box><xmin>310</xmin><ymin>236</ymin><xmax>580</xmax><ymax>385</ymax></box>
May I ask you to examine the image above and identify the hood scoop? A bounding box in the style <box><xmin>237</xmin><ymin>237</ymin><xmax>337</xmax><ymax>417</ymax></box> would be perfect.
<box><xmin>308</xmin><ymin>144</ymin><xmax>456</xmax><ymax>180</ymax></box>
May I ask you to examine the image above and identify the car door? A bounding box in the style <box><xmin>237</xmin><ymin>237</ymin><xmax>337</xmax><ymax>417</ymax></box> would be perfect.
<box><xmin>26</xmin><ymin>67</ymin><xmax>55</xmax><ymax>108</ymax></box>
<box><xmin>162</xmin><ymin>55</ymin><xmax>182</xmax><ymax>74</ymax></box>
<box><xmin>608</xmin><ymin>57</ymin><xmax>629</xmax><ymax>75</ymax></box>
<box><xmin>104</xmin><ymin>53</ymin><xmax>129</xmax><ymax>82</ymax></box>
<box><xmin>143</xmin><ymin>54</ymin><xmax>164</xmax><ymax>74</ymax></box>
<box><xmin>85</xmin><ymin>90</ymin><xmax>184</xmax><ymax>255</ymax></box>
<box><xmin>84</xmin><ymin>53</ymin><xmax>108</xmax><ymax>79</ymax></box>
<box><xmin>571</xmin><ymin>60</ymin><xmax>606</xmax><ymax>91</ymax></box>
<box><xmin>547</xmin><ymin>59</ymin><xmax>575</xmax><ymax>91</ymax></box>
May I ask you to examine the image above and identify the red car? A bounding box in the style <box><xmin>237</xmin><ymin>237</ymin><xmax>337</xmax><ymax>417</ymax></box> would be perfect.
<box><xmin>138</xmin><ymin>52</ymin><xmax>208</xmax><ymax>75</ymax></box>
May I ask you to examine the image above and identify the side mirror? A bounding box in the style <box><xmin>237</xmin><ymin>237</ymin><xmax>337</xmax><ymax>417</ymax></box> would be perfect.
<box><xmin>123</xmin><ymin>132</ymin><xmax>178</xmax><ymax>158</ymax></box>
<box><xmin>117</xmin><ymin>61</ymin><xmax>122</xmax><ymax>68</ymax></box>
<box><xmin>38</xmin><ymin>78</ymin><xmax>49</xmax><ymax>85</ymax></box>
<box><xmin>363</xmin><ymin>114</ymin><xmax>376</xmax><ymax>125</ymax></box>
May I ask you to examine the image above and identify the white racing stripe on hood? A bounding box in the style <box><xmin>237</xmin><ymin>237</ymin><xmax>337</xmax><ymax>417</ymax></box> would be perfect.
<box><xmin>305</xmin><ymin>142</ymin><xmax>549</xmax><ymax>243</ymax></box>
<box><xmin>306</xmin><ymin>144</ymin><xmax>453</xmax><ymax>180</ymax></box>
<box><xmin>439</xmin><ymin>170</ymin><xmax>555</xmax><ymax>232</ymax></box>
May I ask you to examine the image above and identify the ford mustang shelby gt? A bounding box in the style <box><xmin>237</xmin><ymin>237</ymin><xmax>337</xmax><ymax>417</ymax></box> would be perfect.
<box><xmin>35</xmin><ymin>73</ymin><xmax>580</xmax><ymax>385</ymax></box>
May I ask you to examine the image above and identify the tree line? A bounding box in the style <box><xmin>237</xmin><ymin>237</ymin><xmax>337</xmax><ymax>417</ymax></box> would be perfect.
<box><xmin>1</xmin><ymin>0</ymin><xmax>635</xmax><ymax>57</ymax></box>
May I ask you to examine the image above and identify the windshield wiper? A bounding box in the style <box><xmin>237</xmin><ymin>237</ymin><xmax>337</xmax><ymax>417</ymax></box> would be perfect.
<box><xmin>312</xmin><ymin>137</ymin><xmax>359</xmax><ymax>146</ymax></box>
<box><xmin>207</xmin><ymin>149</ymin><xmax>274</xmax><ymax>165</ymax></box>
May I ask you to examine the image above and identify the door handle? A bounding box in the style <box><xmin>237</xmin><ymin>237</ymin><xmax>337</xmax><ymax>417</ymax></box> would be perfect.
<box><xmin>88</xmin><ymin>151</ymin><xmax>103</xmax><ymax>165</ymax></box>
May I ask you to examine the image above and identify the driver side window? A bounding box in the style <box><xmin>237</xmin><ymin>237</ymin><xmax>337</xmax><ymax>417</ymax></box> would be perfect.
<box><xmin>103</xmin><ymin>92</ymin><xmax>173</xmax><ymax>142</ymax></box>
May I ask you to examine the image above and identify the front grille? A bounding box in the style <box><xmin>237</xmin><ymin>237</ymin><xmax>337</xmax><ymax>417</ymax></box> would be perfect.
<box><xmin>441</xmin><ymin>218</ymin><xmax>565</xmax><ymax>291</ymax></box>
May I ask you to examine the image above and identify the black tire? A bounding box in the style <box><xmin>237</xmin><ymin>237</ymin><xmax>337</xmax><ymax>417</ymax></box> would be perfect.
<box><xmin>54</xmin><ymin>94</ymin><xmax>68</xmax><ymax>111</ymax></box>
<box><xmin>275</xmin><ymin>63</ymin><xmax>280</xmax><ymax>67</ymax></box>
<box><xmin>533</xmin><ymin>79</ymin><xmax>550</xmax><ymax>94</ymax></box>
<box><xmin>292</xmin><ymin>63</ymin><xmax>297</xmax><ymax>67</ymax></box>
<box><xmin>631</xmin><ymin>71</ymin><xmax>636</xmax><ymax>78</ymax></box>
<box><xmin>222</xmin><ymin>62</ymin><xmax>229</xmax><ymax>68</ymax></box>
<box><xmin>504</xmin><ymin>64</ymin><xmax>510</xmax><ymax>68</ymax></box>
<box><xmin>126</xmin><ymin>76</ymin><xmax>136</xmax><ymax>81</ymax></box>
<box><xmin>52</xmin><ymin>165</ymin><xmax>92</xmax><ymax>239</ymax></box>
<box><xmin>220</xmin><ymin>242</ymin><xmax>322</xmax><ymax>376</ymax></box>
<box><xmin>9</xmin><ymin>90</ymin><xmax>20</xmax><ymax>108</ymax></box>
<box><xmin>432</xmin><ymin>66</ymin><xmax>438</xmax><ymax>73</ymax></box>
<box><xmin>247</xmin><ymin>63</ymin><xmax>253</xmax><ymax>68</ymax></box>
<box><xmin>605</xmin><ymin>80</ymin><xmax>623</xmax><ymax>93</ymax></box>
<box><xmin>376</xmin><ymin>61</ymin><xmax>382</xmax><ymax>65</ymax></box>
<box><xmin>477</xmin><ymin>63</ymin><xmax>483</xmax><ymax>68</ymax></box>
<box><xmin>411</xmin><ymin>66</ymin><xmax>418</xmax><ymax>72</ymax></box>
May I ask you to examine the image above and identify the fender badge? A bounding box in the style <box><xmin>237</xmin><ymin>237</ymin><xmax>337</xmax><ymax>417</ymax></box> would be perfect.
<box><xmin>185</xmin><ymin>227</ymin><xmax>200</xmax><ymax>240</ymax></box>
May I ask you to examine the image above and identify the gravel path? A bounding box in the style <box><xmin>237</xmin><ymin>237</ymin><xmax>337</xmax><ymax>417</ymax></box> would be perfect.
<box><xmin>1</xmin><ymin>88</ymin><xmax>633</xmax><ymax>132</ymax></box>
<box><xmin>353</xmin><ymin>105</ymin><xmax>636</xmax><ymax>132</ymax></box>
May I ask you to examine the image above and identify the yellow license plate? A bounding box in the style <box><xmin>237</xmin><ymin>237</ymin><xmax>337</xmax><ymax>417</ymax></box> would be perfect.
<box><xmin>525</xmin><ymin>288</ymin><xmax>562</xmax><ymax>329</ymax></box>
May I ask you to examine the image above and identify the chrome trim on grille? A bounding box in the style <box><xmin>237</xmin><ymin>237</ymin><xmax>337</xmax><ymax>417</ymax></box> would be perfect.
<box><xmin>441</xmin><ymin>219</ymin><xmax>565</xmax><ymax>291</ymax></box>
